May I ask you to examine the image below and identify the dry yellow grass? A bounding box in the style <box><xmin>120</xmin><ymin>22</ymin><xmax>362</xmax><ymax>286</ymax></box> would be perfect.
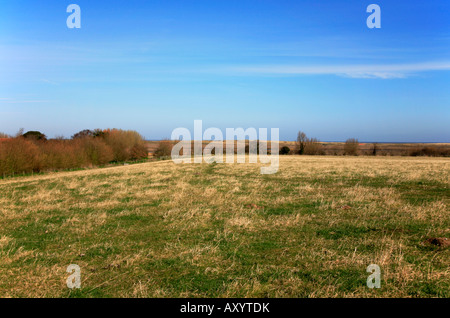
<box><xmin>0</xmin><ymin>156</ymin><xmax>448</xmax><ymax>297</ymax></box>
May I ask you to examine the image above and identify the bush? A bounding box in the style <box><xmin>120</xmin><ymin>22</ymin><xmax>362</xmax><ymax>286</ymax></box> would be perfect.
<box><xmin>344</xmin><ymin>138</ymin><xmax>359</xmax><ymax>156</ymax></box>
<box><xmin>129</xmin><ymin>143</ymin><xmax>148</xmax><ymax>160</ymax></box>
<box><xmin>279</xmin><ymin>146</ymin><xmax>290</xmax><ymax>155</ymax></box>
<box><xmin>80</xmin><ymin>138</ymin><xmax>114</xmax><ymax>165</ymax></box>
<box><xmin>39</xmin><ymin>139</ymin><xmax>88</xmax><ymax>170</ymax></box>
<box><xmin>0</xmin><ymin>128</ymin><xmax>148</xmax><ymax>177</ymax></box>
<box><xmin>304</xmin><ymin>138</ymin><xmax>324</xmax><ymax>155</ymax></box>
<box><xmin>0</xmin><ymin>137</ymin><xmax>41</xmax><ymax>176</ymax></box>
<box><xmin>296</xmin><ymin>131</ymin><xmax>324</xmax><ymax>155</ymax></box>
<box><xmin>22</xmin><ymin>131</ymin><xmax>47</xmax><ymax>141</ymax></box>
<box><xmin>93</xmin><ymin>129</ymin><xmax>106</xmax><ymax>138</ymax></box>
<box><xmin>102</xmin><ymin>129</ymin><xmax>148</xmax><ymax>162</ymax></box>
<box><xmin>72</xmin><ymin>129</ymin><xmax>94</xmax><ymax>139</ymax></box>
<box><xmin>153</xmin><ymin>139</ymin><xmax>173</xmax><ymax>159</ymax></box>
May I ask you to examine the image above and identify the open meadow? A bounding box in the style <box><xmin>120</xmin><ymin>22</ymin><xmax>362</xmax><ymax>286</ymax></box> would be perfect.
<box><xmin>0</xmin><ymin>156</ymin><xmax>448</xmax><ymax>297</ymax></box>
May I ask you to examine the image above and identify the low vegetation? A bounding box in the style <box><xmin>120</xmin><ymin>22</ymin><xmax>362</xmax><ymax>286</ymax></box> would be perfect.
<box><xmin>344</xmin><ymin>138</ymin><xmax>360</xmax><ymax>156</ymax></box>
<box><xmin>0</xmin><ymin>129</ymin><xmax>148</xmax><ymax>177</ymax></box>
<box><xmin>292</xmin><ymin>131</ymin><xmax>449</xmax><ymax>157</ymax></box>
<box><xmin>153</xmin><ymin>139</ymin><xmax>174</xmax><ymax>159</ymax></box>
<box><xmin>279</xmin><ymin>146</ymin><xmax>291</xmax><ymax>155</ymax></box>
<box><xmin>0</xmin><ymin>156</ymin><xmax>448</xmax><ymax>297</ymax></box>
<box><xmin>296</xmin><ymin>131</ymin><xmax>325</xmax><ymax>155</ymax></box>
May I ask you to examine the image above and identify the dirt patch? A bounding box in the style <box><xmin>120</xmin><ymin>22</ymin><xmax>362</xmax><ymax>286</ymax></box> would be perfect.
<box><xmin>425</xmin><ymin>237</ymin><xmax>450</xmax><ymax>247</ymax></box>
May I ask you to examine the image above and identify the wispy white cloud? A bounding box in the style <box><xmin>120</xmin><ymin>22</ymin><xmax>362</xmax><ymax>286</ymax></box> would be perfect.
<box><xmin>225</xmin><ymin>61</ymin><xmax>450</xmax><ymax>79</ymax></box>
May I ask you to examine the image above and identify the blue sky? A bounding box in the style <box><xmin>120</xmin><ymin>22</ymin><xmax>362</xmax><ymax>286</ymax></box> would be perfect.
<box><xmin>0</xmin><ymin>0</ymin><xmax>449</xmax><ymax>141</ymax></box>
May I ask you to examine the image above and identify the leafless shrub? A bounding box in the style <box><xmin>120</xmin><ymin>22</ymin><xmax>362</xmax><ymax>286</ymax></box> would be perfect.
<box><xmin>344</xmin><ymin>138</ymin><xmax>359</xmax><ymax>156</ymax></box>
<box><xmin>80</xmin><ymin>138</ymin><xmax>114</xmax><ymax>165</ymax></box>
<box><xmin>102</xmin><ymin>129</ymin><xmax>148</xmax><ymax>161</ymax></box>
<box><xmin>0</xmin><ymin>137</ymin><xmax>41</xmax><ymax>176</ymax></box>
<box><xmin>153</xmin><ymin>139</ymin><xmax>174</xmax><ymax>159</ymax></box>
<box><xmin>304</xmin><ymin>138</ymin><xmax>324</xmax><ymax>155</ymax></box>
<box><xmin>0</xmin><ymin>128</ymin><xmax>148</xmax><ymax>176</ymax></box>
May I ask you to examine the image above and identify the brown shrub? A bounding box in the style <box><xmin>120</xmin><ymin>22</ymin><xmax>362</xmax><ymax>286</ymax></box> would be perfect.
<box><xmin>344</xmin><ymin>138</ymin><xmax>359</xmax><ymax>156</ymax></box>
<box><xmin>154</xmin><ymin>139</ymin><xmax>174</xmax><ymax>158</ymax></box>
<box><xmin>102</xmin><ymin>129</ymin><xmax>148</xmax><ymax>161</ymax></box>
<box><xmin>0</xmin><ymin>128</ymin><xmax>148</xmax><ymax>176</ymax></box>
<box><xmin>80</xmin><ymin>138</ymin><xmax>114</xmax><ymax>165</ymax></box>
<box><xmin>129</xmin><ymin>143</ymin><xmax>148</xmax><ymax>160</ymax></box>
<box><xmin>0</xmin><ymin>137</ymin><xmax>42</xmax><ymax>176</ymax></box>
<box><xmin>39</xmin><ymin>139</ymin><xmax>88</xmax><ymax>170</ymax></box>
<box><xmin>304</xmin><ymin>138</ymin><xmax>324</xmax><ymax>155</ymax></box>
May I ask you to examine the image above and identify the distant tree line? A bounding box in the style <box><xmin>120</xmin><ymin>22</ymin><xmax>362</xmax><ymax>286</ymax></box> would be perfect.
<box><xmin>151</xmin><ymin>131</ymin><xmax>450</xmax><ymax>158</ymax></box>
<box><xmin>0</xmin><ymin>129</ymin><xmax>148</xmax><ymax>177</ymax></box>
<box><xmin>277</xmin><ymin>131</ymin><xmax>449</xmax><ymax>157</ymax></box>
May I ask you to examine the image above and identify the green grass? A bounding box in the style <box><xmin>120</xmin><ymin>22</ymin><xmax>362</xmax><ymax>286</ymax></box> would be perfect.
<box><xmin>0</xmin><ymin>156</ymin><xmax>448</xmax><ymax>297</ymax></box>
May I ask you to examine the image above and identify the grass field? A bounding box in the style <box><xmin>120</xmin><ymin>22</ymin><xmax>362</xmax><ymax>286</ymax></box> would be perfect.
<box><xmin>0</xmin><ymin>156</ymin><xmax>449</xmax><ymax>297</ymax></box>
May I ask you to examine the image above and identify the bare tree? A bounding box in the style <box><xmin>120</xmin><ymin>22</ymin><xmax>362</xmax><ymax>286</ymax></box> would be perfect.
<box><xmin>297</xmin><ymin>131</ymin><xmax>307</xmax><ymax>155</ymax></box>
